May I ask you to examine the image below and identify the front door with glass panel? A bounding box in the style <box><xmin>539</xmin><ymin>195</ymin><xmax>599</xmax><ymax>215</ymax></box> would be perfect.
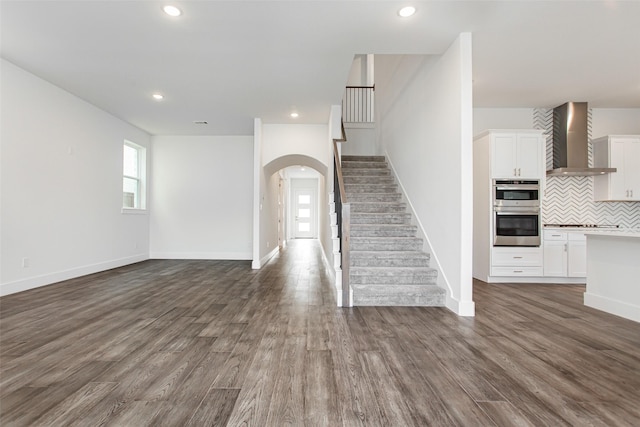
<box><xmin>293</xmin><ymin>187</ymin><xmax>317</xmax><ymax>239</ymax></box>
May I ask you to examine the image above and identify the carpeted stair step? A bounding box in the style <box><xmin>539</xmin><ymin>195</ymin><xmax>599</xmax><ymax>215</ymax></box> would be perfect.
<box><xmin>347</xmin><ymin>193</ymin><xmax>402</xmax><ymax>203</ymax></box>
<box><xmin>343</xmin><ymin>175</ymin><xmax>395</xmax><ymax>185</ymax></box>
<box><xmin>350</xmin><ymin>201</ymin><xmax>406</xmax><ymax>213</ymax></box>
<box><xmin>342</xmin><ymin>155</ymin><xmax>386</xmax><ymax>162</ymax></box>
<box><xmin>351</xmin><ymin>224</ymin><xmax>417</xmax><ymax>238</ymax></box>
<box><xmin>352</xmin><ymin>284</ymin><xmax>446</xmax><ymax>306</ymax></box>
<box><xmin>350</xmin><ymin>266</ymin><xmax>438</xmax><ymax>284</ymax></box>
<box><xmin>350</xmin><ymin>251</ymin><xmax>430</xmax><ymax>267</ymax></box>
<box><xmin>342</xmin><ymin>161</ymin><xmax>388</xmax><ymax>169</ymax></box>
<box><xmin>342</xmin><ymin>168</ymin><xmax>390</xmax><ymax>177</ymax></box>
<box><xmin>346</xmin><ymin>185</ymin><xmax>398</xmax><ymax>195</ymax></box>
<box><xmin>350</xmin><ymin>236</ymin><xmax>422</xmax><ymax>251</ymax></box>
<box><xmin>350</xmin><ymin>213</ymin><xmax>411</xmax><ymax>224</ymax></box>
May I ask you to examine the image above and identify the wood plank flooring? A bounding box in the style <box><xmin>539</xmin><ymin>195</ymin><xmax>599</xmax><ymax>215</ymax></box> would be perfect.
<box><xmin>1</xmin><ymin>239</ymin><xmax>639</xmax><ymax>426</ymax></box>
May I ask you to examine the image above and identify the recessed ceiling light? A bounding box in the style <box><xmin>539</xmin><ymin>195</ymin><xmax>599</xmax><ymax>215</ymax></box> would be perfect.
<box><xmin>290</xmin><ymin>112</ymin><xmax>299</xmax><ymax>118</ymax></box>
<box><xmin>152</xmin><ymin>93</ymin><xmax>164</xmax><ymax>100</ymax></box>
<box><xmin>398</xmin><ymin>6</ymin><xmax>416</xmax><ymax>18</ymax></box>
<box><xmin>163</xmin><ymin>5</ymin><xmax>182</xmax><ymax>17</ymax></box>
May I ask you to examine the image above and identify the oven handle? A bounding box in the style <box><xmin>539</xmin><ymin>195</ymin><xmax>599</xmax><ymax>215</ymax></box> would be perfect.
<box><xmin>495</xmin><ymin>185</ymin><xmax>539</xmax><ymax>191</ymax></box>
<box><xmin>494</xmin><ymin>207</ymin><xmax>540</xmax><ymax>215</ymax></box>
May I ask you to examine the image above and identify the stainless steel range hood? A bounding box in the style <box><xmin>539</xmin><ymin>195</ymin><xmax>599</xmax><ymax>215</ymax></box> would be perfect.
<box><xmin>547</xmin><ymin>102</ymin><xmax>616</xmax><ymax>176</ymax></box>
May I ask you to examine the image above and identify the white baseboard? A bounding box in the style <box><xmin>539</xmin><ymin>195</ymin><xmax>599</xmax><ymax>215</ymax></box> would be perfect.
<box><xmin>446</xmin><ymin>294</ymin><xmax>476</xmax><ymax>316</ymax></box>
<box><xmin>150</xmin><ymin>251</ymin><xmax>252</xmax><ymax>260</ymax></box>
<box><xmin>0</xmin><ymin>254</ymin><xmax>148</xmax><ymax>297</ymax></box>
<box><xmin>484</xmin><ymin>276</ymin><xmax>585</xmax><ymax>284</ymax></box>
<box><xmin>251</xmin><ymin>247</ymin><xmax>280</xmax><ymax>269</ymax></box>
<box><xmin>584</xmin><ymin>292</ymin><xmax>640</xmax><ymax>323</ymax></box>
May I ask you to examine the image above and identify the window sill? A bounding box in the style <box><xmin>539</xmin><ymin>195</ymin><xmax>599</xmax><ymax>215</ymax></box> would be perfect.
<box><xmin>121</xmin><ymin>208</ymin><xmax>148</xmax><ymax>215</ymax></box>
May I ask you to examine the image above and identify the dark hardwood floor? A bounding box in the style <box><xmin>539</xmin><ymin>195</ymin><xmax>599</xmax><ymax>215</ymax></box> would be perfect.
<box><xmin>1</xmin><ymin>239</ymin><xmax>639</xmax><ymax>426</ymax></box>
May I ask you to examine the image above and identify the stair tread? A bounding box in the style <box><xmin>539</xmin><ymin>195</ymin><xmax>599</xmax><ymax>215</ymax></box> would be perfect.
<box><xmin>351</xmin><ymin>266</ymin><xmax>437</xmax><ymax>272</ymax></box>
<box><xmin>351</xmin><ymin>250</ymin><xmax>428</xmax><ymax>257</ymax></box>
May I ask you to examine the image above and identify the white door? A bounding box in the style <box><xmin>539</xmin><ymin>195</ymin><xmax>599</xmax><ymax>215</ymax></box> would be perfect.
<box><xmin>293</xmin><ymin>187</ymin><xmax>316</xmax><ymax>239</ymax></box>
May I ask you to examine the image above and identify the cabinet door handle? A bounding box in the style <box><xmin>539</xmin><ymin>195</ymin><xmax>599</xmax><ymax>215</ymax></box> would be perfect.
<box><xmin>513</xmin><ymin>256</ymin><xmax>523</xmax><ymax>259</ymax></box>
<box><xmin>518</xmin><ymin>168</ymin><xmax>521</xmax><ymax>176</ymax></box>
<box><xmin>552</xmin><ymin>234</ymin><xmax>562</xmax><ymax>237</ymax></box>
<box><xmin>513</xmin><ymin>270</ymin><xmax>523</xmax><ymax>273</ymax></box>
<box><xmin>564</xmin><ymin>244</ymin><xmax>567</xmax><ymax>252</ymax></box>
<box><xmin>514</xmin><ymin>168</ymin><xmax>517</xmax><ymax>176</ymax></box>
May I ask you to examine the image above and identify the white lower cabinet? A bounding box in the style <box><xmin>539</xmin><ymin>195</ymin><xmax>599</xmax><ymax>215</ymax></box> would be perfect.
<box><xmin>567</xmin><ymin>235</ymin><xmax>587</xmax><ymax>277</ymax></box>
<box><xmin>543</xmin><ymin>230</ymin><xmax>586</xmax><ymax>277</ymax></box>
<box><xmin>491</xmin><ymin>247</ymin><xmax>543</xmax><ymax>277</ymax></box>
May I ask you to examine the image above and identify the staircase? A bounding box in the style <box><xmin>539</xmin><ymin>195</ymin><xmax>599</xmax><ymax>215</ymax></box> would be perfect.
<box><xmin>341</xmin><ymin>155</ymin><xmax>446</xmax><ymax>306</ymax></box>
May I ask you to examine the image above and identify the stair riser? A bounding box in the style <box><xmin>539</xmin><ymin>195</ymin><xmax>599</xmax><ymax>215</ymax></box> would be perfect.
<box><xmin>350</xmin><ymin>274</ymin><xmax>438</xmax><ymax>285</ymax></box>
<box><xmin>343</xmin><ymin>176</ymin><xmax>395</xmax><ymax>184</ymax></box>
<box><xmin>350</xmin><ymin>215</ymin><xmax>411</xmax><ymax>224</ymax></box>
<box><xmin>342</xmin><ymin>168</ymin><xmax>390</xmax><ymax>176</ymax></box>
<box><xmin>348</xmin><ymin>194</ymin><xmax>402</xmax><ymax>203</ymax></box>
<box><xmin>352</xmin><ymin>285</ymin><xmax>445</xmax><ymax>306</ymax></box>
<box><xmin>346</xmin><ymin>186</ymin><xmax>398</xmax><ymax>194</ymax></box>
<box><xmin>351</xmin><ymin>229</ymin><xmax>417</xmax><ymax>238</ymax></box>
<box><xmin>351</xmin><ymin>258</ymin><xmax>429</xmax><ymax>267</ymax></box>
<box><xmin>342</xmin><ymin>156</ymin><xmax>386</xmax><ymax>162</ymax></box>
<box><xmin>351</xmin><ymin>204</ymin><xmax>406</xmax><ymax>213</ymax></box>
<box><xmin>350</xmin><ymin>241</ymin><xmax>422</xmax><ymax>251</ymax></box>
<box><xmin>342</xmin><ymin>162</ymin><xmax>388</xmax><ymax>169</ymax></box>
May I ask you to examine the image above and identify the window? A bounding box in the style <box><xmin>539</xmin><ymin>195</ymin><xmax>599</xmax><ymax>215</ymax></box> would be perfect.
<box><xmin>123</xmin><ymin>141</ymin><xmax>146</xmax><ymax>210</ymax></box>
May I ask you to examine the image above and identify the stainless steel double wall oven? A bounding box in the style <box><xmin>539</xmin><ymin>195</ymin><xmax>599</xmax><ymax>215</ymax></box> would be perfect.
<box><xmin>493</xmin><ymin>180</ymin><xmax>541</xmax><ymax>246</ymax></box>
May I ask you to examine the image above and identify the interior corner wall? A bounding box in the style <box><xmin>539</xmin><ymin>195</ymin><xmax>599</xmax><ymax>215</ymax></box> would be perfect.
<box><xmin>0</xmin><ymin>59</ymin><xmax>151</xmax><ymax>296</ymax></box>
<box><xmin>375</xmin><ymin>34</ymin><xmax>474</xmax><ymax>315</ymax></box>
<box><xmin>149</xmin><ymin>135</ymin><xmax>253</xmax><ymax>260</ymax></box>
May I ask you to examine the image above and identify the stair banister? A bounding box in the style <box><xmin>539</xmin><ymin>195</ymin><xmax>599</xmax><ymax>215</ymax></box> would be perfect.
<box><xmin>333</xmin><ymin>125</ymin><xmax>351</xmax><ymax>307</ymax></box>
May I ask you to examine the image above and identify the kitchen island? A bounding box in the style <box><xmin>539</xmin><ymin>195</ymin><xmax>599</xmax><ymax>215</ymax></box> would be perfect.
<box><xmin>584</xmin><ymin>231</ymin><xmax>640</xmax><ymax>323</ymax></box>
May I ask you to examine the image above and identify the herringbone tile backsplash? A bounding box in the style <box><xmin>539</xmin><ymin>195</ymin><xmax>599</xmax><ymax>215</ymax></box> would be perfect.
<box><xmin>533</xmin><ymin>108</ymin><xmax>640</xmax><ymax>229</ymax></box>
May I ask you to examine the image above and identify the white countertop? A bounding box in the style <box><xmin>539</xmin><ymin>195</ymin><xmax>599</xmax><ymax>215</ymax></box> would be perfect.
<box><xmin>584</xmin><ymin>230</ymin><xmax>640</xmax><ymax>238</ymax></box>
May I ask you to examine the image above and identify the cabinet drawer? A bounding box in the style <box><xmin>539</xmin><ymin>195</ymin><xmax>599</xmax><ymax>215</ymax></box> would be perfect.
<box><xmin>492</xmin><ymin>247</ymin><xmax>542</xmax><ymax>266</ymax></box>
<box><xmin>491</xmin><ymin>266</ymin><xmax>544</xmax><ymax>277</ymax></box>
<box><xmin>543</xmin><ymin>230</ymin><xmax>567</xmax><ymax>241</ymax></box>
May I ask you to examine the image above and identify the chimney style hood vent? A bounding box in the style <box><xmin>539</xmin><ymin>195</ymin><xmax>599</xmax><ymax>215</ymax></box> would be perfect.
<box><xmin>547</xmin><ymin>102</ymin><xmax>616</xmax><ymax>176</ymax></box>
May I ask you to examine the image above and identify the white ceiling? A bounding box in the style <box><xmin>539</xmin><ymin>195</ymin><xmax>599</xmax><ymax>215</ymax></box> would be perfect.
<box><xmin>2</xmin><ymin>1</ymin><xmax>639</xmax><ymax>136</ymax></box>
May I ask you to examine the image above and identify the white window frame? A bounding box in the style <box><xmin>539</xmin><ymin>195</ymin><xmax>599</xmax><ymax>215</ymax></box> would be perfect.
<box><xmin>122</xmin><ymin>140</ymin><xmax>147</xmax><ymax>213</ymax></box>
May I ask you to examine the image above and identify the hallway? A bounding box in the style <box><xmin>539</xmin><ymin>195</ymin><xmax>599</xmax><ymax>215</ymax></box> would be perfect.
<box><xmin>1</xmin><ymin>240</ymin><xmax>639</xmax><ymax>425</ymax></box>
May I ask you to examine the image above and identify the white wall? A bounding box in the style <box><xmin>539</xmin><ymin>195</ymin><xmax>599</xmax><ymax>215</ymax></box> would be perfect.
<box><xmin>591</xmin><ymin>108</ymin><xmax>640</xmax><ymax>137</ymax></box>
<box><xmin>149</xmin><ymin>135</ymin><xmax>253</xmax><ymax>260</ymax></box>
<box><xmin>473</xmin><ymin>107</ymin><xmax>640</xmax><ymax>138</ymax></box>
<box><xmin>262</xmin><ymin>124</ymin><xmax>330</xmax><ymax>168</ymax></box>
<box><xmin>342</xmin><ymin>127</ymin><xmax>377</xmax><ymax>156</ymax></box>
<box><xmin>473</xmin><ymin>108</ymin><xmax>534</xmax><ymax>136</ymax></box>
<box><xmin>375</xmin><ymin>34</ymin><xmax>475</xmax><ymax>316</ymax></box>
<box><xmin>0</xmin><ymin>59</ymin><xmax>151</xmax><ymax>296</ymax></box>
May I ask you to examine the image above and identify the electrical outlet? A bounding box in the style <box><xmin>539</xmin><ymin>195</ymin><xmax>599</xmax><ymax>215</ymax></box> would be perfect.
<box><xmin>22</xmin><ymin>257</ymin><xmax>29</xmax><ymax>268</ymax></box>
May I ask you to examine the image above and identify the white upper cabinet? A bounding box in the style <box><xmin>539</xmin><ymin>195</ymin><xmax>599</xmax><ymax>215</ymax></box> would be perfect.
<box><xmin>490</xmin><ymin>131</ymin><xmax>545</xmax><ymax>179</ymax></box>
<box><xmin>593</xmin><ymin>135</ymin><xmax>640</xmax><ymax>201</ymax></box>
